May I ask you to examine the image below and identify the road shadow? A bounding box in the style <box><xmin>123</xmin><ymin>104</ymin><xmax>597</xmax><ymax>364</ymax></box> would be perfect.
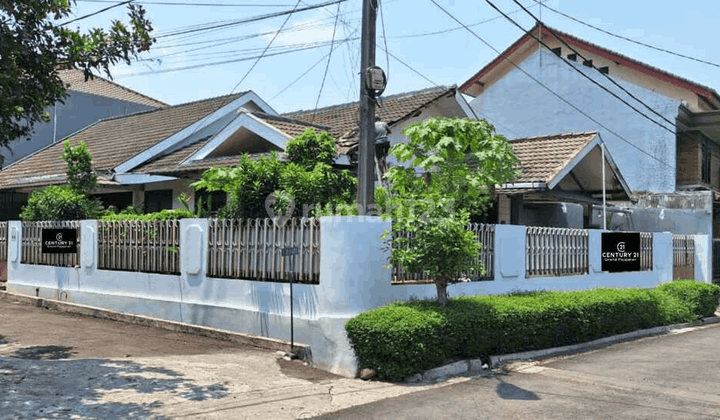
<box><xmin>0</xmin><ymin>356</ymin><xmax>230</xmax><ymax>419</ymax></box>
<box><xmin>12</xmin><ymin>345</ymin><xmax>75</xmax><ymax>360</ymax></box>
<box><xmin>496</xmin><ymin>381</ymin><xmax>540</xmax><ymax>400</ymax></box>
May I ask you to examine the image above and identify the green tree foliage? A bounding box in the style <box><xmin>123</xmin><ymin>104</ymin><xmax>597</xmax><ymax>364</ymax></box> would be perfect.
<box><xmin>20</xmin><ymin>140</ymin><xmax>104</xmax><ymax>220</ymax></box>
<box><xmin>61</xmin><ymin>140</ymin><xmax>96</xmax><ymax>195</ymax></box>
<box><xmin>192</xmin><ymin>129</ymin><xmax>356</xmax><ymax>219</ymax></box>
<box><xmin>381</xmin><ymin>117</ymin><xmax>521</xmax><ymax>305</ymax></box>
<box><xmin>0</xmin><ymin>0</ymin><xmax>154</xmax><ymax>146</ymax></box>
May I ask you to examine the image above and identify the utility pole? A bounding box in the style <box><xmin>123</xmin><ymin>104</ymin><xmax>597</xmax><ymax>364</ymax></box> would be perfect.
<box><xmin>357</xmin><ymin>0</ymin><xmax>378</xmax><ymax>215</ymax></box>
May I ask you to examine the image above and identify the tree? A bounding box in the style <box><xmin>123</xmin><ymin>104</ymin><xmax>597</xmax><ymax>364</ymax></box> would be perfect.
<box><xmin>21</xmin><ymin>140</ymin><xmax>103</xmax><ymax>221</ymax></box>
<box><xmin>0</xmin><ymin>1</ymin><xmax>154</xmax><ymax>147</ymax></box>
<box><xmin>379</xmin><ymin>117</ymin><xmax>521</xmax><ymax>306</ymax></box>
<box><xmin>191</xmin><ymin>129</ymin><xmax>356</xmax><ymax>219</ymax></box>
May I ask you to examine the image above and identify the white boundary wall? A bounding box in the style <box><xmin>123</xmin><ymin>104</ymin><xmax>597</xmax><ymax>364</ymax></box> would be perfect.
<box><xmin>5</xmin><ymin>218</ymin><xmax>709</xmax><ymax>377</ymax></box>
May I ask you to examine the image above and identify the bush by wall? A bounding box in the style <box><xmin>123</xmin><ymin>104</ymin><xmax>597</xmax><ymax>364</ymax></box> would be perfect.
<box><xmin>99</xmin><ymin>208</ymin><xmax>194</xmax><ymax>222</ymax></box>
<box><xmin>345</xmin><ymin>281</ymin><xmax>720</xmax><ymax>381</ymax></box>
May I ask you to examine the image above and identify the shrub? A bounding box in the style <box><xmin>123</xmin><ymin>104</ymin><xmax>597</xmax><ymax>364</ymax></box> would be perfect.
<box><xmin>656</xmin><ymin>280</ymin><xmax>720</xmax><ymax>318</ymax></box>
<box><xmin>20</xmin><ymin>185</ymin><xmax>105</xmax><ymax>221</ymax></box>
<box><xmin>345</xmin><ymin>281</ymin><xmax>720</xmax><ymax>381</ymax></box>
<box><xmin>100</xmin><ymin>208</ymin><xmax>194</xmax><ymax>222</ymax></box>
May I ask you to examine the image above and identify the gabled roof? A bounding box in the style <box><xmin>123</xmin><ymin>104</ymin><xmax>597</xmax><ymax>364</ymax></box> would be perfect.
<box><xmin>58</xmin><ymin>69</ymin><xmax>167</xmax><ymax>108</ymax></box>
<box><xmin>460</xmin><ymin>22</ymin><xmax>720</xmax><ymax>105</ymax></box>
<box><xmin>284</xmin><ymin>86</ymin><xmax>460</xmax><ymax>139</ymax></box>
<box><xmin>135</xmin><ymin>112</ymin><xmax>327</xmax><ymax>175</ymax></box>
<box><xmin>503</xmin><ymin>131</ymin><xmax>631</xmax><ymax>199</ymax></box>
<box><xmin>0</xmin><ymin>94</ymin><xmax>243</xmax><ymax>190</ymax></box>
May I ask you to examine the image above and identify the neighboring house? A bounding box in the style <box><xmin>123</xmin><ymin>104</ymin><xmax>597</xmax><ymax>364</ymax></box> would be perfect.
<box><xmin>0</xmin><ymin>69</ymin><xmax>167</xmax><ymax>219</ymax></box>
<box><xmin>460</xmin><ymin>22</ymin><xmax>719</xmax><ymax>235</ymax></box>
<box><xmin>0</xmin><ymin>91</ymin><xmax>312</xmax><ymax>215</ymax></box>
<box><xmin>0</xmin><ymin>85</ymin><xmax>480</xmax><ymax>219</ymax></box>
<box><xmin>285</xmin><ymin>85</ymin><xmax>475</xmax><ymax>168</ymax></box>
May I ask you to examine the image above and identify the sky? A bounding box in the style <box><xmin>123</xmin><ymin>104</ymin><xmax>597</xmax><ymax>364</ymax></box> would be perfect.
<box><xmin>68</xmin><ymin>0</ymin><xmax>720</xmax><ymax>116</ymax></box>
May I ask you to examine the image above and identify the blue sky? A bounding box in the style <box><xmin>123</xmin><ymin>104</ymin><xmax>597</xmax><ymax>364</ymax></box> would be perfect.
<box><xmin>69</xmin><ymin>0</ymin><xmax>720</xmax><ymax>115</ymax></box>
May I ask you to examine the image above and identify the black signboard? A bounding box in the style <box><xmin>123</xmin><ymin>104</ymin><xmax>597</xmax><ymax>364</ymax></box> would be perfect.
<box><xmin>41</xmin><ymin>229</ymin><xmax>77</xmax><ymax>254</ymax></box>
<box><xmin>601</xmin><ymin>232</ymin><xmax>640</xmax><ymax>272</ymax></box>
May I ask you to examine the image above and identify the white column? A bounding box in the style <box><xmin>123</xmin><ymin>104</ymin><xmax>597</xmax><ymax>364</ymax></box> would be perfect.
<box><xmin>494</xmin><ymin>224</ymin><xmax>526</xmax><ymax>280</ymax></box>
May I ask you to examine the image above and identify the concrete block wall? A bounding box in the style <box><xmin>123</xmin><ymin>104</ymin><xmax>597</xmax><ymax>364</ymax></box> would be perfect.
<box><xmin>5</xmin><ymin>218</ymin><xmax>707</xmax><ymax>378</ymax></box>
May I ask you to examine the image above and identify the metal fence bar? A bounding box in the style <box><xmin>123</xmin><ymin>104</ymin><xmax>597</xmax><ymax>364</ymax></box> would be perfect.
<box><xmin>20</xmin><ymin>221</ymin><xmax>81</xmax><ymax>267</ymax></box>
<box><xmin>526</xmin><ymin>226</ymin><xmax>589</xmax><ymax>278</ymax></box>
<box><xmin>640</xmin><ymin>232</ymin><xmax>653</xmax><ymax>272</ymax></box>
<box><xmin>0</xmin><ymin>222</ymin><xmax>8</xmax><ymax>263</ymax></box>
<box><xmin>97</xmin><ymin>220</ymin><xmax>180</xmax><ymax>275</ymax></box>
<box><xmin>392</xmin><ymin>223</ymin><xmax>496</xmax><ymax>284</ymax></box>
<box><xmin>672</xmin><ymin>234</ymin><xmax>694</xmax><ymax>279</ymax></box>
<box><xmin>206</xmin><ymin>218</ymin><xmax>320</xmax><ymax>284</ymax></box>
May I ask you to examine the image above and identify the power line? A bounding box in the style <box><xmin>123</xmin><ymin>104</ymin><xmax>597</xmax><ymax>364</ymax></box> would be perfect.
<box><xmin>511</xmin><ymin>0</ymin><xmax>678</xmax><ymax>131</ymax></box>
<box><xmin>154</xmin><ymin>0</ymin><xmax>346</xmax><ymax>39</ymax></box>
<box><xmin>229</xmin><ymin>0</ymin><xmax>304</xmax><ymax>93</ymax></box>
<box><xmin>428</xmin><ymin>0</ymin><xmax>681</xmax><ymax>178</ymax></box>
<box><xmin>78</xmin><ymin>0</ymin><xmax>298</xmax><ymax>6</ymax></box>
<box><xmin>270</xmin><ymin>53</ymin><xmax>331</xmax><ymax>102</ymax></box>
<box><xmin>60</xmin><ymin>0</ymin><xmax>134</xmax><ymax>27</ymax></box>
<box><xmin>378</xmin><ymin>0</ymin><xmax>390</xmax><ymax>83</ymax></box>
<box><xmin>114</xmin><ymin>38</ymin><xmax>354</xmax><ymax>77</ymax></box>
<box><xmin>312</xmin><ymin>2</ymin><xmax>341</xmax><ymax>119</ymax></box>
<box><xmin>538</xmin><ymin>2</ymin><xmax>720</xmax><ymax>69</ymax></box>
<box><xmin>488</xmin><ymin>0</ymin><xmax>675</xmax><ymax>135</ymax></box>
<box><xmin>380</xmin><ymin>46</ymin><xmax>439</xmax><ymax>88</ymax></box>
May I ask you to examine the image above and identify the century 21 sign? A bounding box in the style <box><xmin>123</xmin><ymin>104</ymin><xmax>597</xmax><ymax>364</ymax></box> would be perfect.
<box><xmin>601</xmin><ymin>232</ymin><xmax>641</xmax><ymax>273</ymax></box>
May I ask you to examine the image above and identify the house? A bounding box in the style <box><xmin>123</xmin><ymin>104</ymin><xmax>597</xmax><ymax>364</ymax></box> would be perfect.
<box><xmin>0</xmin><ymin>85</ymin><xmax>478</xmax><ymax>218</ymax></box>
<box><xmin>0</xmin><ymin>69</ymin><xmax>167</xmax><ymax>219</ymax></box>
<box><xmin>460</xmin><ymin>22</ymin><xmax>719</xmax><ymax>235</ymax></box>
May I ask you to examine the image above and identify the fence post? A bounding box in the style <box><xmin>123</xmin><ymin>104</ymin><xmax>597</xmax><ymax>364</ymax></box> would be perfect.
<box><xmin>7</xmin><ymin>221</ymin><xmax>21</xmax><ymax>285</ymax></box>
<box><xmin>588</xmin><ymin>230</ymin><xmax>602</xmax><ymax>274</ymax></box>
<box><xmin>693</xmin><ymin>234</ymin><xmax>711</xmax><ymax>283</ymax></box>
<box><xmin>180</xmin><ymin>218</ymin><xmax>208</xmax><ymax>284</ymax></box>
<box><xmin>81</xmin><ymin>220</ymin><xmax>98</xmax><ymax>272</ymax></box>
<box><xmin>495</xmin><ymin>224</ymin><xmax>526</xmax><ymax>280</ymax></box>
<box><xmin>653</xmin><ymin>232</ymin><xmax>673</xmax><ymax>283</ymax></box>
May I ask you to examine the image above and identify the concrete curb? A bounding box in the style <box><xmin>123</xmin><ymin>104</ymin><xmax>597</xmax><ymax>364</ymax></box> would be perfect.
<box><xmin>0</xmin><ymin>291</ymin><xmax>311</xmax><ymax>361</ymax></box>
<box><xmin>405</xmin><ymin>316</ymin><xmax>720</xmax><ymax>383</ymax></box>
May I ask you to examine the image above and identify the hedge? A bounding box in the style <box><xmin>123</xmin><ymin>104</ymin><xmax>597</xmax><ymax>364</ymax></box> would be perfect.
<box><xmin>345</xmin><ymin>280</ymin><xmax>720</xmax><ymax>381</ymax></box>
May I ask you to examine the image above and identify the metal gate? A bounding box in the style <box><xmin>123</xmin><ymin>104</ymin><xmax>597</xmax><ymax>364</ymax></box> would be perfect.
<box><xmin>672</xmin><ymin>235</ymin><xmax>695</xmax><ymax>280</ymax></box>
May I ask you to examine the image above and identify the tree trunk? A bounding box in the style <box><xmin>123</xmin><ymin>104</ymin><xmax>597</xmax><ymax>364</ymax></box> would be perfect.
<box><xmin>435</xmin><ymin>276</ymin><xmax>450</xmax><ymax>306</ymax></box>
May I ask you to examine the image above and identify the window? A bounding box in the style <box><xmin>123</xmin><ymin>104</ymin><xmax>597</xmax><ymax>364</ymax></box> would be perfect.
<box><xmin>92</xmin><ymin>192</ymin><xmax>133</xmax><ymax>212</ymax></box>
<box><xmin>195</xmin><ymin>189</ymin><xmax>227</xmax><ymax>213</ymax></box>
<box><xmin>702</xmin><ymin>139</ymin><xmax>711</xmax><ymax>185</ymax></box>
<box><xmin>144</xmin><ymin>189</ymin><xmax>173</xmax><ymax>213</ymax></box>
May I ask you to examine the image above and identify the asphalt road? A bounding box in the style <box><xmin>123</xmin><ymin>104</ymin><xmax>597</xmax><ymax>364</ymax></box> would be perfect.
<box><xmin>314</xmin><ymin>323</ymin><xmax>720</xmax><ymax>419</ymax></box>
<box><xmin>0</xmin><ymin>295</ymin><xmax>467</xmax><ymax>419</ymax></box>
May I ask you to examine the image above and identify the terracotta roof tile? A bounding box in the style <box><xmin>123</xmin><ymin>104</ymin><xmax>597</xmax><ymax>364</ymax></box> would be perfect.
<box><xmin>0</xmin><ymin>94</ymin><xmax>242</xmax><ymax>189</ymax></box>
<box><xmin>509</xmin><ymin>132</ymin><xmax>597</xmax><ymax>184</ymax></box>
<box><xmin>58</xmin><ymin>69</ymin><xmax>167</xmax><ymax>108</ymax></box>
<box><xmin>284</xmin><ymin>86</ymin><xmax>457</xmax><ymax>139</ymax></box>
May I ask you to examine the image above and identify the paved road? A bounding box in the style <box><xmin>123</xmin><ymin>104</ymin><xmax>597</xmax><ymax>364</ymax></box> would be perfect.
<box><xmin>0</xmin><ymin>296</ymin><xmax>464</xmax><ymax>419</ymax></box>
<box><xmin>314</xmin><ymin>324</ymin><xmax>720</xmax><ymax>419</ymax></box>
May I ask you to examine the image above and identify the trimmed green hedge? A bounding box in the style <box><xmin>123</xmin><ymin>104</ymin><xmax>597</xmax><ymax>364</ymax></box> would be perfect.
<box><xmin>99</xmin><ymin>208</ymin><xmax>195</xmax><ymax>222</ymax></box>
<box><xmin>345</xmin><ymin>280</ymin><xmax>720</xmax><ymax>381</ymax></box>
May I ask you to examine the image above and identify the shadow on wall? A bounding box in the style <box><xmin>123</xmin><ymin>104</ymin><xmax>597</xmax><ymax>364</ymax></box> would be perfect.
<box><xmin>250</xmin><ymin>282</ymin><xmax>319</xmax><ymax>337</ymax></box>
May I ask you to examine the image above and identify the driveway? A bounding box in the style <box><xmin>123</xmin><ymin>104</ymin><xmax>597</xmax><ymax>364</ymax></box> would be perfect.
<box><xmin>314</xmin><ymin>323</ymin><xmax>720</xmax><ymax>419</ymax></box>
<box><xmin>0</xmin><ymin>295</ymin><xmax>465</xmax><ymax>419</ymax></box>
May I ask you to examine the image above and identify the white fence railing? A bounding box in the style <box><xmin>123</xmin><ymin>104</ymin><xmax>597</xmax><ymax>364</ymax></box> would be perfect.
<box><xmin>21</xmin><ymin>221</ymin><xmax>81</xmax><ymax>267</ymax></box>
<box><xmin>392</xmin><ymin>223</ymin><xmax>495</xmax><ymax>284</ymax></box>
<box><xmin>97</xmin><ymin>220</ymin><xmax>181</xmax><ymax>274</ymax></box>
<box><xmin>640</xmin><ymin>232</ymin><xmax>653</xmax><ymax>271</ymax></box>
<box><xmin>526</xmin><ymin>227</ymin><xmax>589</xmax><ymax>277</ymax></box>
<box><xmin>207</xmin><ymin>218</ymin><xmax>320</xmax><ymax>284</ymax></box>
<box><xmin>672</xmin><ymin>234</ymin><xmax>694</xmax><ymax>280</ymax></box>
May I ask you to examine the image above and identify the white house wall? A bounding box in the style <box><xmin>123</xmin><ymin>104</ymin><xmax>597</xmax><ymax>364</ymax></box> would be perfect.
<box><xmin>470</xmin><ymin>49</ymin><xmax>680</xmax><ymax>194</ymax></box>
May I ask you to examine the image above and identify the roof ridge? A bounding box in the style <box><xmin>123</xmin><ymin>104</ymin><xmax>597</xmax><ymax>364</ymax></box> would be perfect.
<box><xmin>283</xmin><ymin>85</ymin><xmax>456</xmax><ymax>116</ymax></box>
<box><xmin>510</xmin><ymin>131</ymin><xmax>598</xmax><ymax>141</ymax></box>
<box><xmin>60</xmin><ymin>68</ymin><xmax>168</xmax><ymax>108</ymax></box>
<box><xmin>250</xmin><ymin>111</ymin><xmax>332</xmax><ymax>131</ymax></box>
<box><xmin>90</xmin><ymin>92</ymin><xmax>246</xmax><ymax>124</ymax></box>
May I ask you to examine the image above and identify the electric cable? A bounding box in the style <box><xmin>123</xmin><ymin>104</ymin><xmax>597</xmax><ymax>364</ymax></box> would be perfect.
<box><xmin>488</xmin><ymin>0</ymin><xmax>675</xmax><ymax>135</ymax></box>
<box><xmin>77</xmin><ymin>0</ymin><xmax>295</xmax><ymax>5</ymax></box>
<box><xmin>378</xmin><ymin>0</ymin><xmax>390</xmax><ymax>85</ymax></box>
<box><xmin>311</xmin><ymin>2</ymin><xmax>342</xmax><ymax>120</ymax></box>
<box><xmin>60</xmin><ymin>0</ymin><xmax>134</xmax><ymax>27</ymax></box>
<box><xmin>429</xmin><ymin>0</ymin><xmax>683</xmax><ymax>178</ymax></box>
<box><xmin>538</xmin><ymin>2</ymin><xmax>720</xmax><ymax>69</ymax></box>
